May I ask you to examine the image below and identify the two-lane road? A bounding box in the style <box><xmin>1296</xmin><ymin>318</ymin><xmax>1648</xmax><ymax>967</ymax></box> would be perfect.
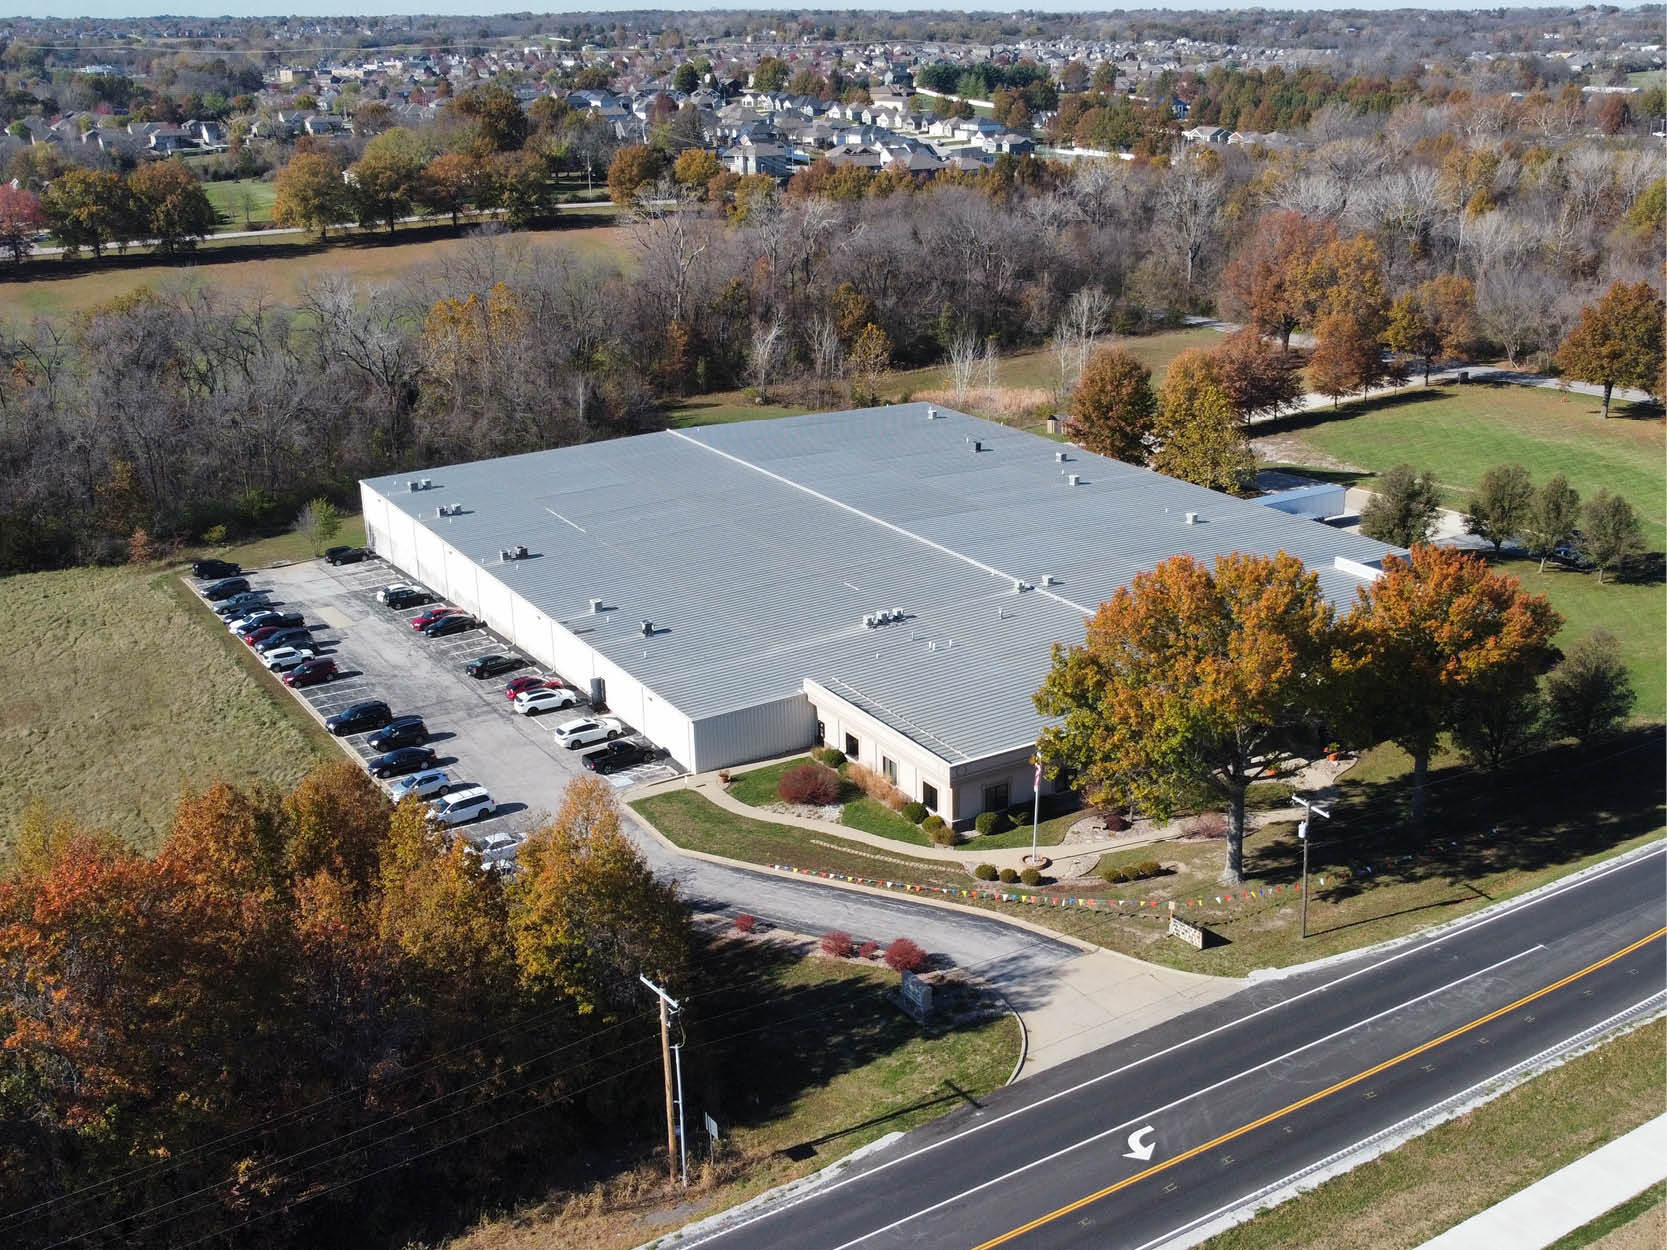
<box><xmin>686</xmin><ymin>844</ymin><xmax>1667</xmax><ymax>1250</ymax></box>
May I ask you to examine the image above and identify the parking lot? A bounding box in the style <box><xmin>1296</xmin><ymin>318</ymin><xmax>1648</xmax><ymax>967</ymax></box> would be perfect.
<box><xmin>186</xmin><ymin>552</ymin><xmax>681</xmax><ymax>864</ymax></box>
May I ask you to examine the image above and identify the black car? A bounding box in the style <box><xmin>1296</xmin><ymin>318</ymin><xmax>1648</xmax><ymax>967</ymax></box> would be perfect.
<box><xmin>465</xmin><ymin>653</ymin><xmax>523</xmax><ymax>679</ymax></box>
<box><xmin>580</xmin><ymin>739</ymin><xmax>657</xmax><ymax>775</ymax></box>
<box><xmin>369</xmin><ymin>745</ymin><xmax>438</xmax><ymax>780</ymax></box>
<box><xmin>325</xmin><ymin>701</ymin><xmax>392</xmax><ymax>736</ymax></box>
<box><xmin>193</xmin><ymin>559</ymin><xmax>242</xmax><ymax>580</ymax></box>
<box><xmin>324</xmin><ymin>546</ymin><xmax>370</xmax><ymax>566</ymax></box>
<box><xmin>254</xmin><ymin>626</ymin><xmax>313</xmax><ymax>653</ymax></box>
<box><xmin>214</xmin><ymin>592</ymin><xmax>272</xmax><ymax>617</ymax></box>
<box><xmin>202</xmin><ymin>577</ymin><xmax>251</xmax><ymax>601</ymax></box>
<box><xmin>366</xmin><ymin>716</ymin><xmax>428</xmax><ymax>752</ymax></box>
<box><xmin>423</xmin><ymin>614</ymin><xmax>479</xmax><ymax>638</ymax></box>
<box><xmin>382</xmin><ymin>587</ymin><xmax>431</xmax><ymax>610</ymax></box>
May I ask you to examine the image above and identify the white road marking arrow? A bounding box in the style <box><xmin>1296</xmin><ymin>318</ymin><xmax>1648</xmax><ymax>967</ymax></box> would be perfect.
<box><xmin>1123</xmin><ymin>1125</ymin><xmax>1157</xmax><ymax>1162</ymax></box>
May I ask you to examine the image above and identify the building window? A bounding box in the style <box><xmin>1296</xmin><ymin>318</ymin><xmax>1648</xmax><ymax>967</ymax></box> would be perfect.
<box><xmin>844</xmin><ymin>732</ymin><xmax>859</xmax><ymax>759</ymax></box>
<box><xmin>815</xmin><ymin>720</ymin><xmax>825</xmax><ymax>745</ymax></box>
<box><xmin>882</xmin><ymin>755</ymin><xmax>897</xmax><ymax>784</ymax></box>
<box><xmin>982</xmin><ymin>782</ymin><xmax>1009</xmax><ymax>814</ymax></box>
<box><xmin>921</xmin><ymin>782</ymin><xmax>938</xmax><ymax>812</ymax></box>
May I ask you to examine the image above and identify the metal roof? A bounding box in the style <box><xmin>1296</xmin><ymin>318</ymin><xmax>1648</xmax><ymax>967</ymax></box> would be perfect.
<box><xmin>363</xmin><ymin>404</ymin><xmax>1399</xmax><ymax>765</ymax></box>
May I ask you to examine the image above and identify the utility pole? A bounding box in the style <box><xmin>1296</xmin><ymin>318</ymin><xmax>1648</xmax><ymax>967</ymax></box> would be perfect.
<box><xmin>1294</xmin><ymin>795</ymin><xmax>1331</xmax><ymax>940</ymax></box>
<box><xmin>640</xmin><ymin>973</ymin><xmax>685</xmax><ymax>1185</ymax></box>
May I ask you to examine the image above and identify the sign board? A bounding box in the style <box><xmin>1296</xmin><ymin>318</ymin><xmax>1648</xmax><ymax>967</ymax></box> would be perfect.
<box><xmin>704</xmin><ymin>1112</ymin><xmax>720</xmax><ymax>1144</ymax></box>
<box><xmin>899</xmin><ymin>971</ymin><xmax>933</xmax><ymax>1022</ymax></box>
<box><xmin>1168</xmin><ymin>914</ymin><xmax>1206</xmax><ymax>950</ymax></box>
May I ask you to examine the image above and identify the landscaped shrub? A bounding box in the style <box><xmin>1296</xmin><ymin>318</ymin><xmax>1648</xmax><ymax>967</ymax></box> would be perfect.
<box><xmin>974</xmin><ymin>863</ymin><xmax>999</xmax><ymax>881</ymax></box>
<box><xmin>1102</xmin><ymin>809</ymin><xmax>1127</xmax><ymax>832</ymax></box>
<box><xmin>922</xmin><ymin>813</ymin><xmax>948</xmax><ymax>836</ymax></box>
<box><xmin>779</xmin><ymin>761</ymin><xmax>842</xmax><ymax>806</ymax></box>
<box><xmin>1103</xmin><ymin>866</ymin><xmax>1129</xmax><ymax>884</ymax></box>
<box><xmin>820</xmin><ymin>929</ymin><xmax>854</xmax><ymax>958</ymax></box>
<box><xmin>974</xmin><ymin>811</ymin><xmax>1010</xmax><ymax>836</ymax></box>
<box><xmin>901</xmin><ymin>801</ymin><xmax>928</xmax><ymax>824</ymax></box>
<box><xmin>1181</xmin><ymin>813</ymin><xmax>1229</xmax><ymax>839</ymax></box>
<box><xmin>1019</xmin><ymin>867</ymin><xmax>1042</xmax><ymax>887</ymax></box>
<box><xmin>733</xmin><ymin>913</ymin><xmax>756</xmax><ymax>933</ymax></box>
<box><xmin>1137</xmin><ymin>860</ymin><xmax>1164</xmax><ymax>878</ymax></box>
<box><xmin>845</xmin><ymin>762</ymin><xmax>908</xmax><ymax>811</ymax></box>
<box><xmin>884</xmin><ymin>938</ymin><xmax>928</xmax><ymax>973</ymax></box>
<box><xmin>998</xmin><ymin>867</ymin><xmax>1019</xmax><ymax>884</ymax></box>
<box><xmin>858</xmin><ymin>939</ymin><xmax>879</xmax><ymax>960</ymax></box>
<box><xmin>812</xmin><ymin>746</ymin><xmax>846</xmax><ymax>768</ymax></box>
<box><xmin>928</xmin><ymin>822</ymin><xmax>958</xmax><ymax>846</ymax></box>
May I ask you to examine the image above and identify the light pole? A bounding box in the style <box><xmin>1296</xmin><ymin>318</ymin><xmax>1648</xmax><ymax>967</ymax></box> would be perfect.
<box><xmin>1294</xmin><ymin>795</ymin><xmax>1331</xmax><ymax>939</ymax></box>
<box><xmin>639</xmin><ymin>973</ymin><xmax>687</xmax><ymax>1186</ymax></box>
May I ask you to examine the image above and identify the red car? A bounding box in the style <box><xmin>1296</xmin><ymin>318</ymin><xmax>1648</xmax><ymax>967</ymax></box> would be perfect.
<box><xmin>410</xmin><ymin>606</ymin><xmax>461</xmax><ymax>631</ymax></box>
<box><xmin>283</xmin><ymin>657</ymin><xmax>339</xmax><ymax>688</ymax></box>
<box><xmin>504</xmin><ymin>675</ymin><xmax>561</xmax><ymax>701</ymax></box>
<box><xmin>244</xmin><ymin>624</ymin><xmax>284</xmax><ymax>647</ymax></box>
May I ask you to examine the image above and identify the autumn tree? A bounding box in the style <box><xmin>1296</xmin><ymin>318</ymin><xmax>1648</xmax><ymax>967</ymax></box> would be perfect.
<box><xmin>450</xmin><ymin>83</ymin><xmax>528</xmax><ymax>154</ymax></box>
<box><xmin>1068</xmin><ymin>345</ymin><xmax>1156</xmax><ymax>463</ymax></box>
<box><xmin>753</xmin><ymin>56</ymin><xmax>789</xmax><ymax>91</ymax></box>
<box><xmin>1581</xmin><ymin>489</ymin><xmax>1645</xmax><ymax>583</ymax></box>
<box><xmin>1339</xmin><ymin>547</ymin><xmax>1561</xmax><ymax>826</ymax></box>
<box><xmin>510</xmin><ymin>776</ymin><xmax>689</xmax><ymax>1014</ymax></box>
<box><xmin>273</xmin><ymin>151</ymin><xmax>350</xmax><ymax>239</ymax></box>
<box><xmin>486</xmin><ymin>148</ymin><xmax>556</xmax><ymax>225</ymax></box>
<box><xmin>295</xmin><ymin>496</ymin><xmax>342</xmax><ymax>555</ymax></box>
<box><xmin>1524</xmin><ymin>474</ymin><xmax>1582</xmax><ymax>570</ymax></box>
<box><xmin>1544</xmin><ymin>629</ymin><xmax>1636</xmax><ymax>742</ymax></box>
<box><xmin>1308</xmin><ymin>309</ymin><xmax>1390</xmax><ymax>407</ymax></box>
<box><xmin>1555</xmin><ymin>280</ymin><xmax>1665</xmax><ymax>418</ymax></box>
<box><xmin>0</xmin><ymin>183</ymin><xmax>46</xmax><ymax>262</ymax></box>
<box><xmin>127</xmin><ymin>158</ymin><xmax>216</xmax><ymax>255</ymax></box>
<box><xmin>282</xmin><ymin>759</ymin><xmax>388</xmax><ymax>895</ymax></box>
<box><xmin>1359</xmin><ymin>463</ymin><xmax>1442</xmax><ymax>548</ymax></box>
<box><xmin>1210</xmin><ymin>327</ymin><xmax>1302</xmax><ymax>423</ymax></box>
<box><xmin>1386</xmin><ymin>275</ymin><xmax>1480</xmax><ymax>384</ymax></box>
<box><xmin>40</xmin><ymin>167</ymin><xmax>132</xmax><ymax>258</ymax></box>
<box><xmin>418</xmin><ymin>151</ymin><xmax>482</xmax><ymax>227</ymax></box>
<box><xmin>1218</xmin><ymin>210</ymin><xmax>1336</xmax><ymax>347</ymax></box>
<box><xmin>1150</xmin><ymin>349</ymin><xmax>1255</xmax><ymax>493</ymax></box>
<box><xmin>1464</xmin><ymin>463</ymin><xmax>1534</xmax><ymax>553</ymax></box>
<box><xmin>672</xmin><ymin>146</ymin><xmax>722</xmax><ymax>190</ymax></box>
<box><xmin>848</xmin><ymin>321</ymin><xmax>892</xmax><ymax>405</ymax></box>
<box><xmin>1036</xmin><ymin>552</ymin><xmax>1338</xmax><ymax>883</ymax></box>
<box><xmin>608</xmin><ymin>144</ymin><xmax>664</xmax><ymax>206</ymax></box>
<box><xmin>349</xmin><ymin>127</ymin><xmax>429</xmax><ymax>234</ymax></box>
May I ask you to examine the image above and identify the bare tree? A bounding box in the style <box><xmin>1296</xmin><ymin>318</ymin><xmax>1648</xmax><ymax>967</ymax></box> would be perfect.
<box><xmin>1053</xmin><ymin>285</ymin><xmax>1112</xmax><ymax>393</ymax></box>
<box><xmin>1156</xmin><ymin>164</ymin><xmax>1221</xmax><ymax>298</ymax></box>
<box><xmin>746</xmin><ymin>319</ymin><xmax>784</xmax><ymax>399</ymax></box>
<box><xmin>808</xmin><ymin>315</ymin><xmax>844</xmax><ymax>400</ymax></box>
<box><xmin>946</xmin><ymin>328</ymin><xmax>981</xmax><ymax>402</ymax></box>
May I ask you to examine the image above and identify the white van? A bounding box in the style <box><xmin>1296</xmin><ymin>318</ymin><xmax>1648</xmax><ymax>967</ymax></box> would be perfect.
<box><xmin>428</xmin><ymin>786</ymin><xmax>496</xmax><ymax>826</ymax></box>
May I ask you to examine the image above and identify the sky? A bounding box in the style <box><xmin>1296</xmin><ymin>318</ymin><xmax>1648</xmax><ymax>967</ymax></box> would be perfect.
<box><xmin>1</xmin><ymin>1</ymin><xmax>1619</xmax><ymax>19</ymax></box>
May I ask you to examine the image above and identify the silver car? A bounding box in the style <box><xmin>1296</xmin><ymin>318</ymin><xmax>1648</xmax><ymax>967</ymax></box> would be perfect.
<box><xmin>387</xmin><ymin>767</ymin><xmax>452</xmax><ymax>802</ymax></box>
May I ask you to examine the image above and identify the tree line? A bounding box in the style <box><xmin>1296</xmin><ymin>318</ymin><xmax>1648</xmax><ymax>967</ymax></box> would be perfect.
<box><xmin>0</xmin><ymin>767</ymin><xmax>689</xmax><ymax>1250</ymax></box>
<box><xmin>1037</xmin><ymin>544</ymin><xmax>1636</xmax><ymax>884</ymax></box>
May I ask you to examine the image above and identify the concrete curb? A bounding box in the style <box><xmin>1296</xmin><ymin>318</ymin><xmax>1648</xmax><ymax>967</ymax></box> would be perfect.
<box><xmin>1154</xmin><ymin>994</ymin><xmax>1667</xmax><ymax>1250</ymax></box>
<box><xmin>621</xmin><ymin>802</ymin><xmax>1102</xmax><ymax>955</ymax></box>
<box><xmin>1247</xmin><ymin>838</ymin><xmax>1667</xmax><ymax>984</ymax></box>
<box><xmin>634</xmin><ymin>1130</ymin><xmax>908</xmax><ymax>1250</ymax></box>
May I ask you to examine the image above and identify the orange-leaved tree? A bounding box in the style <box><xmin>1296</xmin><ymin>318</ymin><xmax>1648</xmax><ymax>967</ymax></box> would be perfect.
<box><xmin>1555</xmin><ymin>279</ymin><xmax>1665</xmax><ymax>419</ymax></box>
<box><xmin>1338</xmin><ymin>546</ymin><xmax>1562</xmax><ymax>826</ymax></box>
<box><xmin>1068</xmin><ymin>345</ymin><xmax>1156</xmax><ymax>463</ymax></box>
<box><xmin>1035</xmin><ymin>552</ymin><xmax>1339</xmax><ymax>883</ymax></box>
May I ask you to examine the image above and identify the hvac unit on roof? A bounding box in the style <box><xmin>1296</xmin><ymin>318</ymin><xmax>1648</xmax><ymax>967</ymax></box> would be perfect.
<box><xmin>589</xmin><ymin>598</ymin><xmax>604</xmax><ymax>614</ymax></box>
<box><xmin>514</xmin><ymin>544</ymin><xmax>529</xmax><ymax>559</ymax></box>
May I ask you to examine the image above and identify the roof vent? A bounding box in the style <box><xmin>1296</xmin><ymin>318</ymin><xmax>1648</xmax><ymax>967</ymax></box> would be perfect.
<box><xmin>1054</xmin><ymin>451</ymin><xmax>1068</xmax><ymax>463</ymax></box>
<box><xmin>641</xmin><ymin>619</ymin><xmax>654</xmax><ymax>637</ymax></box>
<box><xmin>515</xmin><ymin>544</ymin><xmax>529</xmax><ymax>559</ymax></box>
<box><xmin>1067</xmin><ymin>473</ymin><xmax>1080</xmax><ymax>487</ymax></box>
<box><xmin>972</xmin><ymin>440</ymin><xmax>983</xmax><ymax>452</ymax></box>
<box><xmin>499</xmin><ymin>549</ymin><xmax>511</xmax><ymax>562</ymax></box>
<box><xmin>1041</xmin><ymin>573</ymin><xmax>1057</xmax><ymax>586</ymax></box>
<box><xmin>420</xmin><ymin>478</ymin><xmax>432</xmax><ymax>490</ymax></box>
<box><xmin>589</xmin><ymin>598</ymin><xmax>604</xmax><ymax>614</ymax></box>
<box><xmin>1185</xmin><ymin>511</ymin><xmax>1199</xmax><ymax>525</ymax></box>
<box><xmin>926</xmin><ymin>407</ymin><xmax>940</xmax><ymax>419</ymax></box>
<box><xmin>435</xmin><ymin>506</ymin><xmax>446</xmax><ymax>519</ymax></box>
<box><xmin>408</xmin><ymin>480</ymin><xmax>421</xmax><ymax>492</ymax></box>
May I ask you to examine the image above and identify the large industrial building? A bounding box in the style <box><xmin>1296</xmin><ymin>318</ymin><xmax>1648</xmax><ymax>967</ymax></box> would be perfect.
<box><xmin>360</xmin><ymin>404</ymin><xmax>1398</xmax><ymax>823</ymax></box>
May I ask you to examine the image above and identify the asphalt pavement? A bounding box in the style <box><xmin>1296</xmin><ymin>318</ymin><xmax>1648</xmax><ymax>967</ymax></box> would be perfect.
<box><xmin>679</xmin><ymin>844</ymin><xmax>1667</xmax><ymax>1250</ymax></box>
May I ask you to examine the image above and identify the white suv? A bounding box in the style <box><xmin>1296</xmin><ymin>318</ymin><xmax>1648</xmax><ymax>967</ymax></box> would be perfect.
<box><xmin>514</xmin><ymin>686</ymin><xmax>585</xmax><ymax>716</ymax></box>
<box><xmin>428</xmin><ymin>786</ymin><xmax>496</xmax><ymax>826</ymax></box>
<box><xmin>551</xmin><ymin>715</ymin><xmax>628</xmax><ymax>749</ymax></box>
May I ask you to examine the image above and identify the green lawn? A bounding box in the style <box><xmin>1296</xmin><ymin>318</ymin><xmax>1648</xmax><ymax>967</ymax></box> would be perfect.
<box><xmin>0</xmin><ymin>564</ymin><xmax>327</xmax><ymax>856</ymax></box>
<box><xmin>1547</xmin><ymin>1183</ymin><xmax>1663</xmax><ymax>1250</ymax></box>
<box><xmin>202</xmin><ymin>177</ymin><xmax>277</xmax><ymax>229</ymax></box>
<box><xmin>1200</xmin><ymin>1019</ymin><xmax>1665</xmax><ymax>1250</ymax></box>
<box><xmin>842</xmin><ymin>797</ymin><xmax>930</xmax><ymax>845</ymax></box>
<box><xmin>1283</xmin><ymin>381</ymin><xmax>1666</xmax><ymax>546</ymax></box>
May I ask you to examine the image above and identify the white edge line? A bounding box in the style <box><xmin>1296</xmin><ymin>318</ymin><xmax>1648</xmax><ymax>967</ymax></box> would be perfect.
<box><xmin>1131</xmin><ymin>990</ymin><xmax>1667</xmax><ymax>1250</ymax></box>
<box><xmin>817</xmin><ymin>944</ymin><xmax>1544</xmax><ymax>1250</ymax></box>
<box><xmin>679</xmin><ymin>938</ymin><xmax>1554</xmax><ymax>1249</ymax></box>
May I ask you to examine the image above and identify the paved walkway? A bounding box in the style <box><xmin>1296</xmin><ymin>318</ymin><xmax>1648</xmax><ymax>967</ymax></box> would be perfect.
<box><xmin>1416</xmin><ymin>1112</ymin><xmax>1667</xmax><ymax>1250</ymax></box>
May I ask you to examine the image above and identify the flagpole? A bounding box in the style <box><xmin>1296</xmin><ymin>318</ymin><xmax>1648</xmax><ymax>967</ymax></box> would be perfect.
<box><xmin>1030</xmin><ymin>758</ymin><xmax>1042</xmax><ymax>864</ymax></box>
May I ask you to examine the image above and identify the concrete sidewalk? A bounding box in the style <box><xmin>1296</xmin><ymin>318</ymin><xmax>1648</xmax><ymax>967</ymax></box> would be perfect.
<box><xmin>1416</xmin><ymin>1113</ymin><xmax>1667</xmax><ymax>1250</ymax></box>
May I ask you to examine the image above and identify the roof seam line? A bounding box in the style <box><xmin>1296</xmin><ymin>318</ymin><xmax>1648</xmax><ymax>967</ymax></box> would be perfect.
<box><xmin>667</xmin><ymin>423</ymin><xmax>1095</xmax><ymax>616</ymax></box>
<box><xmin>814</xmin><ymin>676</ymin><xmax>968</xmax><ymax>763</ymax></box>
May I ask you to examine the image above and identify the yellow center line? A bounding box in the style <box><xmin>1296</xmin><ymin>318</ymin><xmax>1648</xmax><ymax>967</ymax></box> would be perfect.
<box><xmin>968</xmin><ymin>926</ymin><xmax>1667</xmax><ymax>1250</ymax></box>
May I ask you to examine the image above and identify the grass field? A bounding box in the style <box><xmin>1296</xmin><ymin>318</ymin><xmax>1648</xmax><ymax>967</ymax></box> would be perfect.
<box><xmin>664</xmin><ymin>326</ymin><xmax>1225</xmax><ymax>429</ymax></box>
<box><xmin>0</xmin><ymin>564</ymin><xmax>326</xmax><ymax>855</ymax></box>
<box><xmin>1548</xmin><ymin>1184</ymin><xmax>1663</xmax><ymax>1250</ymax></box>
<box><xmin>1278</xmin><ymin>381</ymin><xmax>1666</xmax><ymax>546</ymax></box>
<box><xmin>202</xmin><ymin>177</ymin><xmax>277</xmax><ymax>229</ymax></box>
<box><xmin>1199</xmin><ymin>1018</ymin><xmax>1665</xmax><ymax>1250</ymax></box>
<box><xmin>443</xmin><ymin>942</ymin><xmax>1019</xmax><ymax>1250</ymax></box>
<box><xmin>1</xmin><ymin>220</ymin><xmax>633</xmax><ymax>323</ymax></box>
